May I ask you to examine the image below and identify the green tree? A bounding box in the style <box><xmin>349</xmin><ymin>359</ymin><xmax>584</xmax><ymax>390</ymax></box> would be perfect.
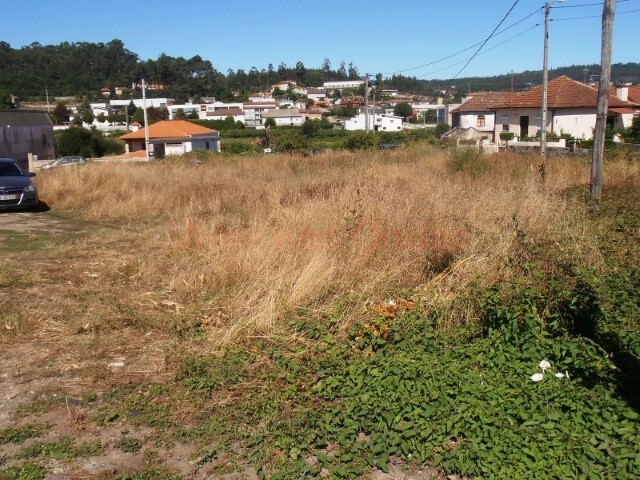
<box><xmin>345</xmin><ymin>131</ymin><xmax>378</xmax><ymax>150</ymax></box>
<box><xmin>0</xmin><ymin>90</ymin><xmax>14</xmax><ymax>108</ymax></box>
<box><xmin>80</xmin><ymin>103</ymin><xmax>95</xmax><ymax>124</ymax></box>
<box><xmin>56</xmin><ymin>127</ymin><xmax>102</xmax><ymax>157</ymax></box>
<box><xmin>174</xmin><ymin>108</ymin><xmax>187</xmax><ymax>120</ymax></box>
<box><xmin>52</xmin><ymin>103</ymin><xmax>70</xmax><ymax>125</ymax></box>
<box><xmin>274</xmin><ymin>131</ymin><xmax>307</xmax><ymax>153</ymax></box>
<box><xmin>301</xmin><ymin>119</ymin><xmax>319</xmax><ymax>138</ymax></box>
<box><xmin>132</xmin><ymin>107</ymin><xmax>145</xmax><ymax>125</ymax></box>
<box><xmin>55</xmin><ymin>126</ymin><xmax>124</xmax><ymax>157</ymax></box>
<box><xmin>393</xmin><ymin>102</ymin><xmax>413</xmax><ymax>120</ymax></box>
<box><xmin>264</xmin><ymin>117</ymin><xmax>276</xmax><ymax>128</ymax></box>
<box><xmin>147</xmin><ymin>106</ymin><xmax>168</xmax><ymax>123</ymax></box>
<box><xmin>127</xmin><ymin>100</ymin><xmax>136</xmax><ymax>117</ymax></box>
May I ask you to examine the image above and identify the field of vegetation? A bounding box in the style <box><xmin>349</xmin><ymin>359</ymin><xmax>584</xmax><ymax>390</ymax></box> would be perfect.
<box><xmin>1</xmin><ymin>145</ymin><xmax>638</xmax><ymax>479</ymax></box>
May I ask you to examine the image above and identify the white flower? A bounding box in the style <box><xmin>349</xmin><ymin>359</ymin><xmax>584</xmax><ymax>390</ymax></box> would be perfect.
<box><xmin>531</xmin><ymin>373</ymin><xmax>544</xmax><ymax>382</ymax></box>
<box><xmin>539</xmin><ymin>360</ymin><xmax>551</xmax><ymax>372</ymax></box>
<box><xmin>554</xmin><ymin>372</ymin><xmax>565</xmax><ymax>379</ymax></box>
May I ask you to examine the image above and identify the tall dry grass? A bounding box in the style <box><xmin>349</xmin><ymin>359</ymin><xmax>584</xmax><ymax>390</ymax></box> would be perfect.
<box><xmin>36</xmin><ymin>147</ymin><xmax>635</xmax><ymax>345</ymax></box>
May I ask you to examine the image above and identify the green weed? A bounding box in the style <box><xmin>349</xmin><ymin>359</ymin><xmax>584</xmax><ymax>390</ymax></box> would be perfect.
<box><xmin>17</xmin><ymin>437</ymin><xmax>102</xmax><ymax>460</ymax></box>
<box><xmin>0</xmin><ymin>424</ymin><xmax>41</xmax><ymax>444</ymax></box>
<box><xmin>0</xmin><ymin>463</ymin><xmax>46</xmax><ymax>480</ymax></box>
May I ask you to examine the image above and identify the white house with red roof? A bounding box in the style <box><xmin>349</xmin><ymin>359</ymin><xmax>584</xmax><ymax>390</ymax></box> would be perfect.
<box><xmin>449</xmin><ymin>92</ymin><xmax>517</xmax><ymax>142</ymax></box>
<box><xmin>492</xmin><ymin>76</ymin><xmax>638</xmax><ymax>141</ymax></box>
<box><xmin>119</xmin><ymin>120</ymin><xmax>220</xmax><ymax>158</ymax></box>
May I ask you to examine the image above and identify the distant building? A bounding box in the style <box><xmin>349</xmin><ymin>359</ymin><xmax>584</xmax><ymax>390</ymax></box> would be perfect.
<box><xmin>244</xmin><ymin>102</ymin><xmax>277</xmax><ymax>128</ymax></box>
<box><xmin>119</xmin><ymin>120</ymin><xmax>220</xmax><ymax>158</ymax></box>
<box><xmin>0</xmin><ymin>110</ymin><xmax>55</xmax><ymax>167</ymax></box>
<box><xmin>344</xmin><ymin>113</ymin><xmax>403</xmax><ymax>131</ymax></box>
<box><xmin>324</xmin><ymin>80</ymin><xmax>365</xmax><ymax>90</ymax></box>
<box><xmin>263</xmin><ymin>108</ymin><xmax>303</xmax><ymax>127</ymax></box>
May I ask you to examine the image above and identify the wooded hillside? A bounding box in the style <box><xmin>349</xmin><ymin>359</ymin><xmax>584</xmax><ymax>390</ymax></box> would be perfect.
<box><xmin>1</xmin><ymin>39</ymin><xmax>638</xmax><ymax>102</ymax></box>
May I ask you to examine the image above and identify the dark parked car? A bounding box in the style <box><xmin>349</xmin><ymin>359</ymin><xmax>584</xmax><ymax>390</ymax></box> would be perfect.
<box><xmin>0</xmin><ymin>158</ymin><xmax>39</xmax><ymax>211</ymax></box>
<box><xmin>41</xmin><ymin>155</ymin><xmax>88</xmax><ymax>170</ymax></box>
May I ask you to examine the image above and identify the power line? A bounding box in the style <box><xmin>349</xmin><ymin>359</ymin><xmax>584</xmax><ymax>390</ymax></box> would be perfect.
<box><xmin>551</xmin><ymin>8</ymin><xmax>640</xmax><ymax>20</ymax></box>
<box><xmin>452</xmin><ymin>0</ymin><xmax>522</xmax><ymax>79</ymax></box>
<box><xmin>417</xmin><ymin>24</ymin><xmax>540</xmax><ymax>80</ymax></box>
<box><xmin>551</xmin><ymin>0</ymin><xmax>631</xmax><ymax>8</ymax></box>
<box><xmin>383</xmin><ymin>4</ymin><xmax>542</xmax><ymax>76</ymax></box>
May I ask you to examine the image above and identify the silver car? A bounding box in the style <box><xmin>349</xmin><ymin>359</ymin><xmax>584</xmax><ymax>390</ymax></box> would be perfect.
<box><xmin>41</xmin><ymin>155</ymin><xmax>88</xmax><ymax>170</ymax></box>
<box><xmin>0</xmin><ymin>158</ymin><xmax>39</xmax><ymax>211</ymax></box>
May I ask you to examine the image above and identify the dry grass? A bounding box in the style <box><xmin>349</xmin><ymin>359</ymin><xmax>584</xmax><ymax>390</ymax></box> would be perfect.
<box><xmin>32</xmin><ymin>146</ymin><xmax>635</xmax><ymax>346</ymax></box>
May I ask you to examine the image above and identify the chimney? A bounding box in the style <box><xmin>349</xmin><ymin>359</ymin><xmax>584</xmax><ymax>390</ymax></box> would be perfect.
<box><xmin>616</xmin><ymin>86</ymin><xmax>629</xmax><ymax>102</ymax></box>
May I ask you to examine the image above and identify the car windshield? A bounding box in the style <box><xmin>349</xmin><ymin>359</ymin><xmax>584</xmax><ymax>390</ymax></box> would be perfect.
<box><xmin>0</xmin><ymin>163</ymin><xmax>24</xmax><ymax>176</ymax></box>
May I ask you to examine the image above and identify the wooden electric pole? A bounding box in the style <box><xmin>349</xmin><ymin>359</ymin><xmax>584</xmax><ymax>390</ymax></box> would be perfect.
<box><xmin>590</xmin><ymin>0</ymin><xmax>615</xmax><ymax>206</ymax></box>
<box><xmin>540</xmin><ymin>2</ymin><xmax>550</xmax><ymax>169</ymax></box>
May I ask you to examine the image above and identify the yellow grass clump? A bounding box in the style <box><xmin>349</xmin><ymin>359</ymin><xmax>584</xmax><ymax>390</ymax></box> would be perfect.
<box><xmin>35</xmin><ymin>146</ymin><xmax>632</xmax><ymax>345</ymax></box>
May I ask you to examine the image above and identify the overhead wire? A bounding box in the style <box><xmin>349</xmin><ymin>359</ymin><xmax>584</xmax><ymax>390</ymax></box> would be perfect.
<box><xmin>451</xmin><ymin>0</ymin><xmax>522</xmax><ymax>79</ymax></box>
<box><xmin>383</xmin><ymin>4</ymin><xmax>542</xmax><ymax>76</ymax></box>
<box><xmin>551</xmin><ymin>8</ymin><xmax>640</xmax><ymax>21</ymax></box>
<box><xmin>381</xmin><ymin>0</ymin><xmax>637</xmax><ymax>81</ymax></box>
<box><xmin>551</xmin><ymin>0</ymin><xmax>631</xmax><ymax>8</ymax></box>
<box><xmin>416</xmin><ymin>24</ymin><xmax>541</xmax><ymax>79</ymax></box>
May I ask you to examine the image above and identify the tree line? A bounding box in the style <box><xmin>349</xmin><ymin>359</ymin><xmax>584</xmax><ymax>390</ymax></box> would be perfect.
<box><xmin>1</xmin><ymin>39</ymin><xmax>638</xmax><ymax>104</ymax></box>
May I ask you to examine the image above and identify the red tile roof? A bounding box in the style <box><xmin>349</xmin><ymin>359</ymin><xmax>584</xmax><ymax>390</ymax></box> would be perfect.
<box><xmin>494</xmin><ymin>75</ymin><xmax>637</xmax><ymax>109</ymax></box>
<box><xmin>451</xmin><ymin>92</ymin><xmax>518</xmax><ymax>113</ymax></box>
<box><xmin>609</xmin><ymin>85</ymin><xmax>640</xmax><ymax>104</ymax></box>
<box><xmin>119</xmin><ymin>120</ymin><xmax>217</xmax><ymax>140</ymax></box>
<box><xmin>629</xmin><ymin>86</ymin><xmax>640</xmax><ymax>103</ymax></box>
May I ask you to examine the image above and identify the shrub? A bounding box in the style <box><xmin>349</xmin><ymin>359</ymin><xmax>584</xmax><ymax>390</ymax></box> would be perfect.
<box><xmin>221</xmin><ymin>141</ymin><xmax>260</xmax><ymax>155</ymax></box>
<box><xmin>447</xmin><ymin>147</ymin><xmax>491</xmax><ymax>176</ymax></box>
<box><xmin>344</xmin><ymin>131</ymin><xmax>378</xmax><ymax>150</ymax></box>
<box><xmin>274</xmin><ymin>131</ymin><xmax>308</xmax><ymax>153</ymax></box>
<box><xmin>499</xmin><ymin>132</ymin><xmax>515</xmax><ymax>141</ymax></box>
<box><xmin>54</xmin><ymin>126</ymin><xmax>124</xmax><ymax>158</ymax></box>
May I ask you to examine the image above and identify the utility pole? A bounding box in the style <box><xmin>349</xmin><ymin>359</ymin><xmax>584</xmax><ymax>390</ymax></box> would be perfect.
<box><xmin>590</xmin><ymin>0</ymin><xmax>615</xmax><ymax>206</ymax></box>
<box><xmin>364</xmin><ymin>73</ymin><xmax>369</xmax><ymax>133</ymax></box>
<box><xmin>142</xmin><ymin>79</ymin><xmax>150</xmax><ymax>161</ymax></box>
<box><xmin>540</xmin><ymin>2</ymin><xmax>550</xmax><ymax>171</ymax></box>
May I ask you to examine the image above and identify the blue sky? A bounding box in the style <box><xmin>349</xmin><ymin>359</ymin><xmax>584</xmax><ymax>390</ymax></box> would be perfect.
<box><xmin>4</xmin><ymin>0</ymin><xmax>639</xmax><ymax>81</ymax></box>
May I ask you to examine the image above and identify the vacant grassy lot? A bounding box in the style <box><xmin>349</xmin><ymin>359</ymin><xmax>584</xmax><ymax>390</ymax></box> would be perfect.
<box><xmin>1</xmin><ymin>146</ymin><xmax>638</xmax><ymax>479</ymax></box>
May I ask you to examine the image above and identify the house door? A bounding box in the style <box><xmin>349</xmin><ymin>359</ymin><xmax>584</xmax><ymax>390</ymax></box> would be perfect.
<box><xmin>155</xmin><ymin>144</ymin><xmax>165</xmax><ymax>159</ymax></box>
<box><xmin>519</xmin><ymin>116</ymin><xmax>529</xmax><ymax>138</ymax></box>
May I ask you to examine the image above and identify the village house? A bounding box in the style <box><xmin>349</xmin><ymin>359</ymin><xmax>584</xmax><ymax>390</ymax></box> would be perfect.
<box><xmin>492</xmin><ymin>75</ymin><xmax>638</xmax><ymax>141</ymax></box>
<box><xmin>344</xmin><ymin>112</ymin><xmax>403</xmax><ymax>132</ymax></box>
<box><xmin>263</xmin><ymin>108</ymin><xmax>304</xmax><ymax>127</ymax></box>
<box><xmin>448</xmin><ymin>92</ymin><xmax>516</xmax><ymax>142</ymax></box>
<box><xmin>204</xmin><ymin>107</ymin><xmax>245</xmax><ymax>123</ymax></box>
<box><xmin>243</xmin><ymin>102</ymin><xmax>277</xmax><ymax>128</ymax></box>
<box><xmin>119</xmin><ymin>120</ymin><xmax>220</xmax><ymax>158</ymax></box>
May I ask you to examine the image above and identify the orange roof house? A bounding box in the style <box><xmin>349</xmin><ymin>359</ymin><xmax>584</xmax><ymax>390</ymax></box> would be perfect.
<box><xmin>119</xmin><ymin>120</ymin><xmax>220</xmax><ymax>158</ymax></box>
<box><xmin>447</xmin><ymin>92</ymin><xmax>518</xmax><ymax>141</ymax></box>
<box><xmin>491</xmin><ymin>75</ymin><xmax>638</xmax><ymax>140</ymax></box>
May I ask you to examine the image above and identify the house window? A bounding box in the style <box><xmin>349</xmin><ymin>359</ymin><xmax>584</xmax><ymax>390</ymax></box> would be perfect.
<box><xmin>477</xmin><ymin>114</ymin><xmax>486</xmax><ymax>127</ymax></box>
<box><xmin>502</xmin><ymin>124</ymin><xmax>509</xmax><ymax>131</ymax></box>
